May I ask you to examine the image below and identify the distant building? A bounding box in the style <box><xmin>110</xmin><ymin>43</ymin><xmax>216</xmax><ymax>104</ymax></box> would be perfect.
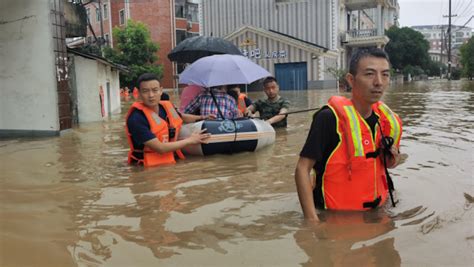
<box><xmin>411</xmin><ymin>25</ymin><xmax>472</xmax><ymax>67</ymax></box>
<box><xmin>339</xmin><ymin>0</ymin><xmax>399</xmax><ymax>70</ymax></box>
<box><xmin>200</xmin><ymin>0</ymin><xmax>399</xmax><ymax>90</ymax></box>
<box><xmin>84</xmin><ymin>0</ymin><xmax>200</xmax><ymax>88</ymax></box>
<box><xmin>201</xmin><ymin>0</ymin><xmax>339</xmax><ymax>90</ymax></box>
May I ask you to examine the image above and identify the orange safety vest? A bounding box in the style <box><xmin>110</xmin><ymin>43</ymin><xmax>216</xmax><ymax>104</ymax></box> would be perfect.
<box><xmin>125</xmin><ymin>101</ymin><xmax>185</xmax><ymax>167</ymax></box>
<box><xmin>322</xmin><ymin>96</ymin><xmax>402</xmax><ymax>210</ymax></box>
<box><xmin>132</xmin><ymin>87</ymin><xmax>139</xmax><ymax>99</ymax></box>
<box><xmin>237</xmin><ymin>93</ymin><xmax>247</xmax><ymax>113</ymax></box>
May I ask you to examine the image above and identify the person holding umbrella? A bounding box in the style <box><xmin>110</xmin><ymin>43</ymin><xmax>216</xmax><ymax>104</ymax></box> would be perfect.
<box><xmin>183</xmin><ymin>85</ymin><xmax>241</xmax><ymax>120</ymax></box>
<box><xmin>125</xmin><ymin>73</ymin><xmax>212</xmax><ymax>168</ymax></box>
<box><xmin>178</xmin><ymin>54</ymin><xmax>272</xmax><ymax>120</ymax></box>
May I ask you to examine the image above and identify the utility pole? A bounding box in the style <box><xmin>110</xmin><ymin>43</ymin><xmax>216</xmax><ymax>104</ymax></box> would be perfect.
<box><xmin>443</xmin><ymin>0</ymin><xmax>457</xmax><ymax>80</ymax></box>
<box><xmin>440</xmin><ymin>26</ymin><xmax>444</xmax><ymax>78</ymax></box>
<box><xmin>97</xmin><ymin>0</ymin><xmax>104</xmax><ymax>50</ymax></box>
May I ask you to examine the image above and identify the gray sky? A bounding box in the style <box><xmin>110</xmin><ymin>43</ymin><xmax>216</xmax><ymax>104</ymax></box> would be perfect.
<box><xmin>398</xmin><ymin>0</ymin><xmax>474</xmax><ymax>28</ymax></box>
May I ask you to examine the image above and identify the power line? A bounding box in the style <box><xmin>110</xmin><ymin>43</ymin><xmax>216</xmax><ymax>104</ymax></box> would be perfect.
<box><xmin>454</xmin><ymin>15</ymin><xmax>474</xmax><ymax>31</ymax></box>
<box><xmin>454</xmin><ymin>0</ymin><xmax>473</xmax><ymax>23</ymax></box>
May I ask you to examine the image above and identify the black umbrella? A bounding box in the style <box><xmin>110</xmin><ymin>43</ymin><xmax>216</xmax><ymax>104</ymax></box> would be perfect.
<box><xmin>167</xmin><ymin>36</ymin><xmax>242</xmax><ymax>63</ymax></box>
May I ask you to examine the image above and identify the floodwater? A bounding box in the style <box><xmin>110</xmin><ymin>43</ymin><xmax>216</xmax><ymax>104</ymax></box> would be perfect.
<box><xmin>1</xmin><ymin>80</ymin><xmax>473</xmax><ymax>267</ymax></box>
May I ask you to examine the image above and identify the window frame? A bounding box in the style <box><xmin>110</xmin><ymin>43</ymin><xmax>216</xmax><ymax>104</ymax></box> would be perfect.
<box><xmin>119</xmin><ymin>9</ymin><xmax>125</xmax><ymax>25</ymax></box>
<box><xmin>103</xmin><ymin>3</ymin><xmax>108</xmax><ymax>20</ymax></box>
<box><xmin>86</xmin><ymin>8</ymin><xmax>90</xmax><ymax>22</ymax></box>
<box><xmin>96</xmin><ymin>7</ymin><xmax>100</xmax><ymax>22</ymax></box>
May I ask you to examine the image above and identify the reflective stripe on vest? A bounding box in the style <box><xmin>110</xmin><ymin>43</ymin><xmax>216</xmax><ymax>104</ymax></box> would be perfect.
<box><xmin>343</xmin><ymin>105</ymin><xmax>365</xmax><ymax>157</ymax></box>
<box><xmin>151</xmin><ymin>112</ymin><xmax>162</xmax><ymax>126</ymax></box>
<box><xmin>377</xmin><ymin>103</ymin><xmax>401</xmax><ymax>145</ymax></box>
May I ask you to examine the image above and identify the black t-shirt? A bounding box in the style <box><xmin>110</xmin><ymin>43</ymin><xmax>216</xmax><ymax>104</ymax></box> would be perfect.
<box><xmin>299</xmin><ymin>106</ymin><xmax>379</xmax><ymax>208</ymax></box>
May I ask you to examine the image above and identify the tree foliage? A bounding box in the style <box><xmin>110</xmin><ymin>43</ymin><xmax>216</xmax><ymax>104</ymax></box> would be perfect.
<box><xmin>326</xmin><ymin>67</ymin><xmax>349</xmax><ymax>90</ymax></box>
<box><xmin>460</xmin><ymin>36</ymin><xmax>474</xmax><ymax>80</ymax></box>
<box><xmin>385</xmin><ymin>26</ymin><xmax>431</xmax><ymax>73</ymax></box>
<box><xmin>424</xmin><ymin>60</ymin><xmax>446</xmax><ymax>77</ymax></box>
<box><xmin>103</xmin><ymin>20</ymin><xmax>163</xmax><ymax>87</ymax></box>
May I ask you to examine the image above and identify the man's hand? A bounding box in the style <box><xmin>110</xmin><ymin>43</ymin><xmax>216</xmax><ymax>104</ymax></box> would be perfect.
<box><xmin>295</xmin><ymin>157</ymin><xmax>319</xmax><ymax>221</ymax></box>
<box><xmin>186</xmin><ymin>129</ymin><xmax>211</xmax><ymax>145</ymax></box>
<box><xmin>202</xmin><ymin>114</ymin><xmax>217</xmax><ymax>120</ymax></box>
<box><xmin>386</xmin><ymin>146</ymin><xmax>401</xmax><ymax>168</ymax></box>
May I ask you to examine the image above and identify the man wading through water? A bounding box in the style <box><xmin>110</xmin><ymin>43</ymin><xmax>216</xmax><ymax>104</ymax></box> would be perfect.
<box><xmin>295</xmin><ymin>48</ymin><xmax>403</xmax><ymax>220</ymax></box>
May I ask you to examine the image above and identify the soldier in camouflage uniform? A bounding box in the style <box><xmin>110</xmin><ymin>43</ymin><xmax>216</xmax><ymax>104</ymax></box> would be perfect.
<box><xmin>246</xmin><ymin>77</ymin><xmax>290</xmax><ymax>128</ymax></box>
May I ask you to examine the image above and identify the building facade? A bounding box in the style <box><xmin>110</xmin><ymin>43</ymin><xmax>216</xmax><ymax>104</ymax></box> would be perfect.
<box><xmin>0</xmin><ymin>0</ymin><xmax>80</xmax><ymax>137</ymax></box>
<box><xmin>339</xmin><ymin>0</ymin><xmax>399</xmax><ymax>70</ymax></box>
<box><xmin>68</xmin><ymin>49</ymin><xmax>123</xmax><ymax>123</ymax></box>
<box><xmin>411</xmin><ymin>25</ymin><xmax>472</xmax><ymax>67</ymax></box>
<box><xmin>201</xmin><ymin>0</ymin><xmax>399</xmax><ymax>90</ymax></box>
<box><xmin>201</xmin><ymin>0</ymin><xmax>340</xmax><ymax>90</ymax></box>
<box><xmin>85</xmin><ymin>0</ymin><xmax>200</xmax><ymax>88</ymax></box>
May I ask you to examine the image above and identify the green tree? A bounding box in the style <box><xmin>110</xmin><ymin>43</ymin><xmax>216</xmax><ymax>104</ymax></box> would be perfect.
<box><xmin>460</xmin><ymin>36</ymin><xmax>474</xmax><ymax>80</ymax></box>
<box><xmin>326</xmin><ymin>67</ymin><xmax>349</xmax><ymax>91</ymax></box>
<box><xmin>103</xmin><ymin>20</ymin><xmax>163</xmax><ymax>87</ymax></box>
<box><xmin>385</xmin><ymin>26</ymin><xmax>430</xmax><ymax>73</ymax></box>
<box><xmin>425</xmin><ymin>60</ymin><xmax>446</xmax><ymax>77</ymax></box>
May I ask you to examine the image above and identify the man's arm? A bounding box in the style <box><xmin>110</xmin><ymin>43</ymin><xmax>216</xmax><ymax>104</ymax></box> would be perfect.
<box><xmin>144</xmin><ymin>129</ymin><xmax>210</xmax><ymax>154</ymax></box>
<box><xmin>295</xmin><ymin>156</ymin><xmax>319</xmax><ymax>221</ymax></box>
<box><xmin>266</xmin><ymin>99</ymin><xmax>290</xmax><ymax>125</ymax></box>
<box><xmin>385</xmin><ymin>146</ymin><xmax>401</xmax><ymax>168</ymax></box>
<box><xmin>265</xmin><ymin>107</ymin><xmax>288</xmax><ymax>125</ymax></box>
<box><xmin>181</xmin><ymin>113</ymin><xmax>216</xmax><ymax>123</ymax></box>
<box><xmin>245</xmin><ymin>103</ymin><xmax>257</xmax><ymax>116</ymax></box>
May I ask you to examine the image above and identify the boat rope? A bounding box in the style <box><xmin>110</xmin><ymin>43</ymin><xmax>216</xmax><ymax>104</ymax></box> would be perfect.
<box><xmin>251</xmin><ymin>107</ymin><xmax>321</xmax><ymax>119</ymax></box>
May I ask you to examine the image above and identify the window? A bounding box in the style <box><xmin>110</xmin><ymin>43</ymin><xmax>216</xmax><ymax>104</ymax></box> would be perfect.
<box><xmin>119</xmin><ymin>9</ymin><xmax>125</xmax><ymax>25</ymax></box>
<box><xmin>96</xmin><ymin>7</ymin><xmax>100</xmax><ymax>22</ymax></box>
<box><xmin>176</xmin><ymin>1</ymin><xmax>198</xmax><ymax>22</ymax></box>
<box><xmin>95</xmin><ymin>7</ymin><xmax>100</xmax><ymax>21</ymax></box>
<box><xmin>187</xmin><ymin>3</ymin><xmax>198</xmax><ymax>22</ymax></box>
<box><xmin>105</xmin><ymin>34</ymin><xmax>109</xmax><ymax>45</ymax></box>
<box><xmin>176</xmin><ymin>30</ymin><xmax>187</xmax><ymax>45</ymax></box>
<box><xmin>175</xmin><ymin>0</ymin><xmax>185</xmax><ymax>18</ymax></box>
<box><xmin>103</xmin><ymin>4</ymin><xmax>108</xmax><ymax>20</ymax></box>
<box><xmin>86</xmin><ymin>8</ymin><xmax>90</xmax><ymax>22</ymax></box>
<box><xmin>455</xmin><ymin>32</ymin><xmax>463</xmax><ymax>37</ymax></box>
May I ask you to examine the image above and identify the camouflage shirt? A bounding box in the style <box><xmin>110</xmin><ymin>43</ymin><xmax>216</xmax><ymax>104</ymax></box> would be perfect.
<box><xmin>252</xmin><ymin>97</ymin><xmax>290</xmax><ymax>127</ymax></box>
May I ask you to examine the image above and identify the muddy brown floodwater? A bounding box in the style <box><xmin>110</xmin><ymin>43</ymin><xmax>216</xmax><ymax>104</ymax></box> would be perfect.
<box><xmin>1</xmin><ymin>80</ymin><xmax>473</xmax><ymax>266</ymax></box>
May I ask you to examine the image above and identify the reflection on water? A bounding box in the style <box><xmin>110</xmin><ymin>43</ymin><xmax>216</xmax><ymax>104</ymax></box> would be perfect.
<box><xmin>0</xmin><ymin>80</ymin><xmax>473</xmax><ymax>266</ymax></box>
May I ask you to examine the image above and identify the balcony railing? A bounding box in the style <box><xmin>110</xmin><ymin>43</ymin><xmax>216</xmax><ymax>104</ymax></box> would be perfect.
<box><xmin>347</xmin><ymin>29</ymin><xmax>378</xmax><ymax>38</ymax></box>
<box><xmin>341</xmin><ymin>28</ymin><xmax>389</xmax><ymax>47</ymax></box>
<box><xmin>345</xmin><ymin>0</ymin><xmax>397</xmax><ymax>10</ymax></box>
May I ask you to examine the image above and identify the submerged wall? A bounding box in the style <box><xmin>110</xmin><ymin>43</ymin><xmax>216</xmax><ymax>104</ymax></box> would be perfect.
<box><xmin>0</xmin><ymin>0</ymin><xmax>60</xmax><ymax>137</ymax></box>
<box><xmin>73</xmin><ymin>55</ymin><xmax>121</xmax><ymax>123</ymax></box>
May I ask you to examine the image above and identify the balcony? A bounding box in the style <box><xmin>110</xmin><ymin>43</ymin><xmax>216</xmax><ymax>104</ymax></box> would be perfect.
<box><xmin>341</xmin><ymin>29</ymin><xmax>389</xmax><ymax>47</ymax></box>
<box><xmin>344</xmin><ymin>0</ymin><xmax>397</xmax><ymax>11</ymax></box>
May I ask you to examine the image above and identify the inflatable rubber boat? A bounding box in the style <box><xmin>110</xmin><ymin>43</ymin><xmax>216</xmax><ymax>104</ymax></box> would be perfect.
<box><xmin>179</xmin><ymin>118</ymin><xmax>275</xmax><ymax>156</ymax></box>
